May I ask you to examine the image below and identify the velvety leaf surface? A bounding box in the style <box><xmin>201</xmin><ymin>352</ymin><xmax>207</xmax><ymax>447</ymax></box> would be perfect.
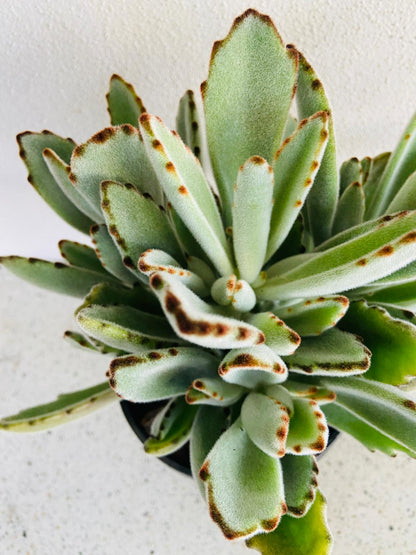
<box><xmin>295</xmin><ymin>51</ymin><xmax>338</xmax><ymax>245</ymax></box>
<box><xmin>109</xmin><ymin>347</ymin><xmax>219</xmax><ymax>401</ymax></box>
<box><xmin>285</xmin><ymin>398</ymin><xmax>328</xmax><ymax>455</ymax></box>
<box><xmin>70</xmin><ymin>124</ymin><xmax>162</xmax><ymax>214</ymax></box>
<box><xmin>386</xmin><ymin>171</ymin><xmax>416</xmax><ymax>213</ymax></box>
<box><xmin>202</xmin><ymin>9</ymin><xmax>298</xmax><ymax>226</ymax></box>
<box><xmin>76</xmin><ymin>304</ymin><xmax>178</xmax><ymax>352</ymax></box>
<box><xmin>64</xmin><ymin>330</ymin><xmax>124</xmax><ymax>355</ymax></box>
<box><xmin>0</xmin><ymin>383</ymin><xmax>115</xmax><ymax>432</ymax></box>
<box><xmin>0</xmin><ymin>256</ymin><xmax>116</xmax><ymax>297</ymax></box>
<box><xmin>200</xmin><ymin>417</ymin><xmax>286</xmax><ymax>540</ymax></box>
<box><xmin>176</xmin><ymin>89</ymin><xmax>203</xmax><ymax>162</ymax></box>
<box><xmin>106</xmin><ymin>74</ymin><xmax>146</xmax><ymax>126</ymax></box>
<box><xmin>323</xmin><ymin>402</ymin><xmax>416</xmax><ymax>458</ymax></box>
<box><xmin>90</xmin><ymin>223</ymin><xmax>139</xmax><ymax>285</ymax></box>
<box><xmin>219</xmin><ymin>345</ymin><xmax>288</xmax><ymax>388</ymax></box>
<box><xmin>144</xmin><ymin>397</ymin><xmax>197</xmax><ymax>456</ymax></box>
<box><xmin>366</xmin><ymin>111</ymin><xmax>416</xmax><ymax>218</ymax></box>
<box><xmin>101</xmin><ymin>180</ymin><xmax>184</xmax><ymax>278</ymax></box>
<box><xmin>17</xmin><ymin>131</ymin><xmax>94</xmax><ymax>233</ymax></box>
<box><xmin>186</xmin><ymin>377</ymin><xmax>244</xmax><ymax>406</ymax></box>
<box><xmin>339</xmin><ymin>300</ymin><xmax>416</xmax><ymax>384</ymax></box>
<box><xmin>266</xmin><ymin>112</ymin><xmax>329</xmax><ymax>259</ymax></box>
<box><xmin>232</xmin><ymin>156</ymin><xmax>274</xmax><ymax>283</ymax></box>
<box><xmin>149</xmin><ymin>272</ymin><xmax>265</xmax><ymax>349</ymax></box>
<box><xmin>281</xmin><ymin>454</ymin><xmax>319</xmax><ymax>517</ymax></box>
<box><xmin>332</xmin><ymin>181</ymin><xmax>365</xmax><ymax>235</ymax></box>
<box><xmin>363</xmin><ymin>152</ymin><xmax>390</xmax><ymax>219</ymax></box>
<box><xmin>241</xmin><ymin>392</ymin><xmax>290</xmax><ymax>458</ymax></box>
<box><xmin>277</xmin><ymin>296</ymin><xmax>349</xmax><ymax>336</ymax></box>
<box><xmin>258</xmin><ymin>210</ymin><xmax>416</xmax><ymax>300</ymax></box>
<box><xmin>360</xmin><ymin>280</ymin><xmax>416</xmax><ymax>310</ymax></box>
<box><xmin>245</xmin><ymin>312</ymin><xmax>300</xmax><ymax>355</ymax></box>
<box><xmin>139</xmin><ymin>113</ymin><xmax>233</xmax><ymax>276</ymax></box>
<box><xmin>284</xmin><ymin>328</ymin><xmax>371</xmax><ymax>376</ymax></box>
<box><xmin>58</xmin><ymin>240</ymin><xmax>106</xmax><ymax>275</ymax></box>
<box><xmin>246</xmin><ymin>490</ymin><xmax>332</xmax><ymax>555</ymax></box>
<box><xmin>339</xmin><ymin>157</ymin><xmax>362</xmax><ymax>193</ymax></box>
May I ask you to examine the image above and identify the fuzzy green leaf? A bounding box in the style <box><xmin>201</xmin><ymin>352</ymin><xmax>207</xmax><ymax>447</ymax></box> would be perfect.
<box><xmin>232</xmin><ymin>156</ymin><xmax>274</xmax><ymax>283</ymax></box>
<box><xmin>58</xmin><ymin>240</ymin><xmax>106</xmax><ymax>275</ymax></box>
<box><xmin>339</xmin><ymin>300</ymin><xmax>416</xmax><ymax>384</ymax></box>
<box><xmin>295</xmin><ymin>51</ymin><xmax>338</xmax><ymax>245</ymax></box>
<box><xmin>219</xmin><ymin>345</ymin><xmax>288</xmax><ymax>388</ymax></box>
<box><xmin>340</xmin><ymin>157</ymin><xmax>362</xmax><ymax>193</ymax></box>
<box><xmin>63</xmin><ymin>330</ymin><xmax>124</xmax><ymax>355</ymax></box>
<box><xmin>241</xmin><ymin>392</ymin><xmax>290</xmax><ymax>458</ymax></box>
<box><xmin>332</xmin><ymin>181</ymin><xmax>365</xmax><ymax>235</ymax></box>
<box><xmin>277</xmin><ymin>295</ymin><xmax>349</xmax><ymax>336</ymax></box>
<box><xmin>246</xmin><ymin>490</ymin><xmax>332</xmax><ymax>555</ymax></box>
<box><xmin>363</xmin><ymin>152</ymin><xmax>391</xmax><ymax>219</ymax></box>
<box><xmin>17</xmin><ymin>131</ymin><xmax>94</xmax><ymax>233</ymax></box>
<box><xmin>0</xmin><ymin>383</ymin><xmax>116</xmax><ymax>432</ymax></box>
<box><xmin>281</xmin><ymin>454</ymin><xmax>319</xmax><ymax>517</ymax></box>
<box><xmin>386</xmin><ymin>171</ymin><xmax>416</xmax><ymax>213</ymax></box>
<box><xmin>366</xmin><ymin>111</ymin><xmax>416</xmax><ymax>218</ymax></box>
<box><xmin>323</xmin><ymin>402</ymin><xmax>416</xmax><ymax>458</ymax></box>
<box><xmin>90</xmin><ymin>224</ymin><xmax>139</xmax><ymax>285</ymax></box>
<box><xmin>70</xmin><ymin>125</ymin><xmax>162</xmax><ymax>214</ymax></box>
<box><xmin>101</xmin><ymin>180</ymin><xmax>183</xmax><ymax>279</ymax></box>
<box><xmin>245</xmin><ymin>312</ymin><xmax>300</xmax><ymax>356</ymax></box>
<box><xmin>285</xmin><ymin>398</ymin><xmax>328</xmax><ymax>455</ymax></box>
<box><xmin>144</xmin><ymin>397</ymin><xmax>197</xmax><ymax>456</ymax></box>
<box><xmin>176</xmin><ymin>89</ymin><xmax>203</xmax><ymax>162</ymax></box>
<box><xmin>202</xmin><ymin>9</ymin><xmax>298</xmax><ymax>226</ymax></box>
<box><xmin>266</xmin><ymin>112</ymin><xmax>329</xmax><ymax>259</ymax></box>
<box><xmin>258</xmin><ymin>210</ymin><xmax>416</xmax><ymax>300</ymax></box>
<box><xmin>139</xmin><ymin>113</ymin><xmax>233</xmax><ymax>276</ymax></box>
<box><xmin>106</xmin><ymin>74</ymin><xmax>146</xmax><ymax>126</ymax></box>
<box><xmin>200</xmin><ymin>417</ymin><xmax>286</xmax><ymax>540</ymax></box>
<box><xmin>109</xmin><ymin>347</ymin><xmax>219</xmax><ymax>402</ymax></box>
<box><xmin>284</xmin><ymin>328</ymin><xmax>371</xmax><ymax>376</ymax></box>
<box><xmin>149</xmin><ymin>272</ymin><xmax>264</xmax><ymax>349</ymax></box>
<box><xmin>361</xmin><ymin>281</ymin><xmax>416</xmax><ymax>310</ymax></box>
<box><xmin>76</xmin><ymin>304</ymin><xmax>178</xmax><ymax>353</ymax></box>
<box><xmin>0</xmin><ymin>256</ymin><xmax>116</xmax><ymax>297</ymax></box>
<box><xmin>186</xmin><ymin>377</ymin><xmax>244</xmax><ymax>406</ymax></box>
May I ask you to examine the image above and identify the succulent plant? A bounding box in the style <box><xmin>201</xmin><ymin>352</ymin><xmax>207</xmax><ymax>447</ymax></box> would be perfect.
<box><xmin>2</xmin><ymin>8</ymin><xmax>416</xmax><ymax>553</ymax></box>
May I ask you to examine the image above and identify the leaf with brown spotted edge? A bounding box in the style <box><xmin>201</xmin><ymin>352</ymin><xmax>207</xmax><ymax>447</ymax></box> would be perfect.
<box><xmin>139</xmin><ymin>113</ymin><xmax>233</xmax><ymax>276</ymax></box>
<box><xmin>90</xmin><ymin>224</ymin><xmax>139</xmax><ymax>286</ymax></box>
<box><xmin>332</xmin><ymin>180</ymin><xmax>365</xmax><ymax>235</ymax></box>
<box><xmin>219</xmin><ymin>346</ymin><xmax>288</xmax><ymax>388</ymax></box>
<box><xmin>199</xmin><ymin>417</ymin><xmax>286</xmax><ymax>540</ymax></box>
<box><xmin>318</xmin><ymin>376</ymin><xmax>416</xmax><ymax>454</ymax></box>
<box><xmin>0</xmin><ymin>256</ymin><xmax>118</xmax><ymax>298</ymax></box>
<box><xmin>149</xmin><ymin>272</ymin><xmax>264</xmax><ymax>349</ymax></box>
<box><xmin>210</xmin><ymin>275</ymin><xmax>257</xmax><ymax>312</ymax></box>
<box><xmin>246</xmin><ymin>490</ymin><xmax>332</xmax><ymax>555</ymax></box>
<box><xmin>64</xmin><ymin>330</ymin><xmax>124</xmax><ymax>356</ymax></box>
<box><xmin>203</xmin><ymin>9</ymin><xmax>298</xmax><ymax>227</ymax></box>
<box><xmin>339</xmin><ymin>300</ymin><xmax>416</xmax><ymax>384</ymax></box>
<box><xmin>100</xmin><ymin>180</ymin><xmax>184</xmax><ymax>281</ymax></box>
<box><xmin>70</xmin><ymin>124</ymin><xmax>163</xmax><ymax>213</ymax></box>
<box><xmin>284</xmin><ymin>380</ymin><xmax>336</xmax><ymax>405</ymax></box>
<box><xmin>363</xmin><ymin>152</ymin><xmax>391</xmax><ymax>219</ymax></box>
<box><xmin>190</xmin><ymin>404</ymin><xmax>238</xmax><ymax>497</ymax></box>
<box><xmin>58</xmin><ymin>240</ymin><xmax>107</xmax><ymax>275</ymax></box>
<box><xmin>323</xmin><ymin>402</ymin><xmax>416</xmax><ymax>458</ymax></box>
<box><xmin>339</xmin><ymin>157</ymin><xmax>362</xmax><ymax>194</ymax></box>
<box><xmin>241</xmin><ymin>392</ymin><xmax>290</xmax><ymax>458</ymax></box>
<box><xmin>186</xmin><ymin>377</ymin><xmax>244</xmax><ymax>406</ymax></box>
<box><xmin>266</xmin><ymin>111</ymin><xmax>329</xmax><ymax>260</ymax></box>
<box><xmin>106</xmin><ymin>74</ymin><xmax>146</xmax><ymax>126</ymax></box>
<box><xmin>0</xmin><ymin>382</ymin><xmax>116</xmax><ymax>432</ymax></box>
<box><xmin>277</xmin><ymin>295</ymin><xmax>349</xmax><ymax>337</ymax></box>
<box><xmin>144</xmin><ymin>397</ymin><xmax>198</xmax><ymax>456</ymax></box>
<box><xmin>138</xmin><ymin>249</ymin><xmax>208</xmax><ymax>297</ymax></box>
<box><xmin>76</xmin><ymin>304</ymin><xmax>178</xmax><ymax>353</ymax></box>
<box><xmin>17</xmin><ymin>131</ymin><xmax>94</xmax><ymax>233</ymax></box>
<box><xmin>109</xmin><ymin>347</ymin><xmax>219</xmax><ymax>402</ymax></box>
<box><xmin>284</xmin><ymin>327</ymin><xmax>371</xmax><ymax>377</ymax></box>
<box><xmin>245</xmin><ymin>312</ymin><xmax>300</xmax><ymax>356</ymax></box>
<box><xmin>285</xmin><ymin>398</ymin><xmax>328</xmax><ymax>456</ymax></box>
<box><xmin>257</xmin><ymin>210</ymin><xmax>416</xmax><ymax>300</ymax></box>
<box><xmin>176</xmin><ymin>90</ymin><xmax>204</xmax><ymax>163</ymax></box>
<box><xmin>281</xmin><ymin>454</ymin><xmax>319</xmax><ymax>517</ymax></box>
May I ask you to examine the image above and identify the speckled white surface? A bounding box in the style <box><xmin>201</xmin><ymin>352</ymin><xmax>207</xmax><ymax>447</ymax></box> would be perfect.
<box><xmin>1</xmin><ymin>275</ymin><xmax>416</xmax><ymax>554</ymax></box>
<box><xmin>1</xmin><ymin>1</ymin><xmax>416</xmax><ymax>553</ymax></box>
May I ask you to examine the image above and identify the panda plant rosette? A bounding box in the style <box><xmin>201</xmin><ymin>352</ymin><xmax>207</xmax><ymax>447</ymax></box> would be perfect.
<box><xmin>2</xmin><ymin>8</ymin><xmax>416</xmax><ymax>553</ymax></box>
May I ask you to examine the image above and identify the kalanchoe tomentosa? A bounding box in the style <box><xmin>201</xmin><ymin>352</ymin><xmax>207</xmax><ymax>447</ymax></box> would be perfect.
<box><xmin>2</xmin><ymin>8</ymin><xmax>416</xmax><ymax>553</ymax></box>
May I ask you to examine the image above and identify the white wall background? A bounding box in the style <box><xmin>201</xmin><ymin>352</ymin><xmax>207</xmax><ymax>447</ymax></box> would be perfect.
<box><xmin>1</xmin><ymin>0</ymin><xmax>416</xmax><ymax>258</ymax></box>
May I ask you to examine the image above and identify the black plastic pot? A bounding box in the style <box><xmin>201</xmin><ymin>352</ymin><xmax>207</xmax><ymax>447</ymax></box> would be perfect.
<box><xmin>121</xmin><ymin>400</ymin><xmax>340</xmax><ymax>477</ymax></box>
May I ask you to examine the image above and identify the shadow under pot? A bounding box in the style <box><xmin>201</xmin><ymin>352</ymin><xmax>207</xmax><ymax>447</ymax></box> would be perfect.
<box><xmin>120</xmin><ymin>399</ymin><xmax>340</xmax><ymax>477</ymax></box>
